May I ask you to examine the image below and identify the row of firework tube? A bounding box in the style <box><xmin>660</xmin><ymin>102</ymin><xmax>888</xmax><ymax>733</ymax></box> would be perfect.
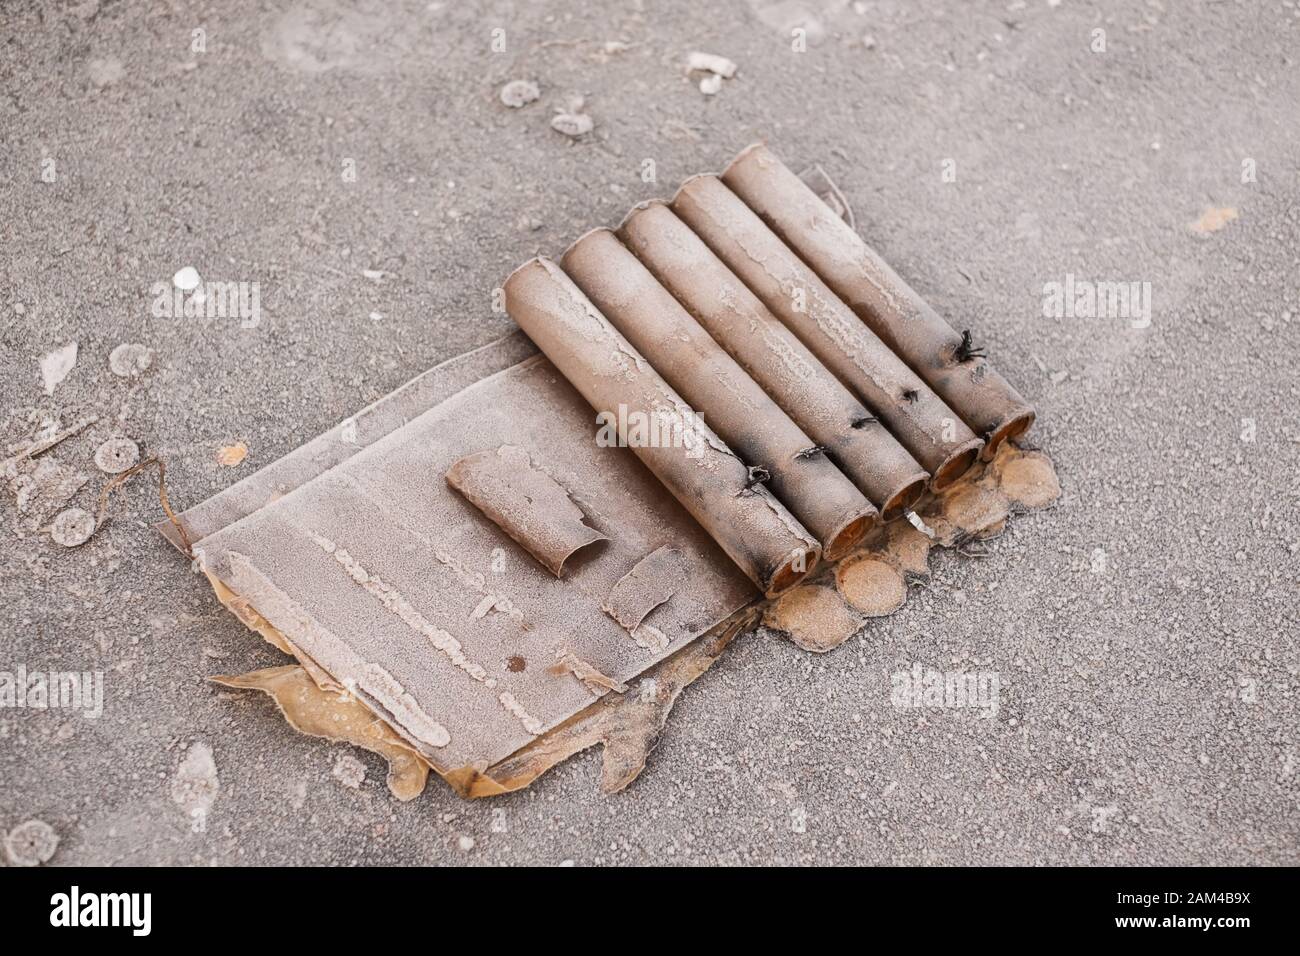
<box><xmin>504</xmin><ymin>144</ymin><xmax>1035</xmax><ymax>597</ymax></box>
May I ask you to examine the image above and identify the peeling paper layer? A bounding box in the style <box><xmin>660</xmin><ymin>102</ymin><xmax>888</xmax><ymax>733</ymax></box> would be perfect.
<box><xmin>602</xmin><ymin>545</ymin><xmax>685</xmax><ymax>630</ymax></box>
<box><xmin>446</xmin><ymin>445</ymin><xmax>608</xmax><ymax>577</ymax></box>
<box><xmin>211</xmin><ymin>666</ymin><xmax>430</xmax><ymax>801</ymax></box>
<box><xmin>547</xmin><ymin>653</ymin><xmax>630</xmax><ymax>697</ymax></box>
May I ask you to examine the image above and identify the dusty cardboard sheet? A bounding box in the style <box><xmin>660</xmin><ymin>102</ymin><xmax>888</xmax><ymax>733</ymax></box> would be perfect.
<box><xmin>167</xmin><ymin>337</ymin><xmax>756</xmax><ymax>775</ymax></box>
<box><xmin>198</xmin><ymin>438</ymin><xmax>1058</xmax><ymax>800</ymax></box>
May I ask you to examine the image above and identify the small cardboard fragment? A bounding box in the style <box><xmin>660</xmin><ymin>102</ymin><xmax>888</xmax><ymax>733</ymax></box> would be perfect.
<box><xmin>547</xmin><ymin>652</ymin><xmax>630</xmax><ymax>697</ymax></box>
<box><xmin>835</xmin><ymin>556</ymin><xmax>906</xmax><ymax>617</ymax></box>
<box><xmin>446</xmin><ymin>444</ymin><xmax>608</xmax><ymax>577</ymax></box>
<box><xmin>602</xmin><ymin>545</ymin><xmax>685</xmax><ymax>630</ymax></box>
<box><xmin>764</xmin><ymin>584</ymin><xmax>861</xmax><ymax>653</ymax></box>
<box><xmin>993</xmin><ymin>449</ymin><xmax>1061</xmax><ymax>508</ymax></box>
<box><xmin>211</xmin><ymin>665</ymin><xmax>430</xmax><ymax>801</ymax></box>
<box><xmin>1189</xmin><ymin>206</ymin><xmax>1238</xmax><ymax>234</ymax></box>
<box><xmin>216</xmin><ymin>442</ymin><xmax>248</xmax><ymax>467</ymax></box>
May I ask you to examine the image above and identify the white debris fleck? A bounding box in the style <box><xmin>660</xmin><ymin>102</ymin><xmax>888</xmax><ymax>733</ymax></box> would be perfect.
<box><xmin>457</xmin><ymin>834</ymin><xmax>476</xmax><ymax>852</ymax></box>
<box><xmin>699</xmin><ymin>73</ymin><xmax>723</xmax><ymax>95</ymax></box>
<box><xmin>170</xmin><ymin>742</ymin><xmax>219</xmax><ymax>833</ymax></box>
<box><xmin>40</xmin><ymin>342</ymin><xmax>78</xmax><ymax>396</ymax></box>
<box><xmin>94</xmin><ymin>437</ymin><xmax>140</xmax><ymax>474</ymax></box>
<box><xmin>4</xmin><ymin>819</ymin><xmax>59</xmax><ymax>866</ymax></box>
<box><xmin>332</xmin><ymin>753</ymin><xmax>367</xmax><ymax>789</ymax></box>
<box><xmin>109</xmin><ymin>342</ymin><xmax>154</xmax><ymax>378</ymax></box>
<box><xmin>499</xmin><ymin>79</ymin><xmax>540</xmax><ymax>108</ymax></box>
<box><xmin>686</xmin><ymin>51</ymin><xmax>737</xmax><ymax>78</ymax></box>
<box><xmin>551</xmin><ymin>112</ymin><xmax>594</xmax><ymax>138</ymax></box>
<box><xmin>498</xmin><ymin>690</ymin><xmax>544</xmax><ymax>735</ymax></box>
<box><xmin>87</xmin><ymin>56</ymin><xmax>124</xmax><ymax>89</ymax></box>
<box><xmin>50</xmin><ymin>507</ymin><xmax>95</xmax><ymax>547</ymax></box>
<box><xmin>361</xmin><ymin>268</ymin><xmax>387</xmax><ymax>281</ymax></box>
<box><xmin>906</xmin><ymin>510</ymin><xmax>937</xmax><ymax>539</ymax></box>
<box><xmin>791</xmin><ymin>806</ymin><xmax>808</xmax><ymax>834</ymax></box>
<box><xmin>173</xmin><ymin>266</ymin><xmax>201</xmax><ymax>291</ymax></box>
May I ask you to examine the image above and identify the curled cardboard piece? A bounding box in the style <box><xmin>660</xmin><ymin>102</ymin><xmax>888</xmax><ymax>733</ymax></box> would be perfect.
<box><xmin>446</xmin><ymin>445</ymin><xmax>608</xmax><ymax>577</ymax></box>
<box><xmin>602</xmin><ymin>545</ymin><xmax>685</xmax><ymax>631</ymax></box>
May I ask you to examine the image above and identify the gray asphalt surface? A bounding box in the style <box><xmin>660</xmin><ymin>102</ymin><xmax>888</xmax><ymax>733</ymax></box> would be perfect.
<box><xmin>1</xmin><ymin>0</ymin><xmax>1297</xmax><ymax>865</ymax></box>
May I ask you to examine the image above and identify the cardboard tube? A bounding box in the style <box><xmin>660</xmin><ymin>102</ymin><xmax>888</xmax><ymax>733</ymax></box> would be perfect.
<box><xmin>617</xmin><ymin>201</ymin><xmax>928</xmax><ymax>521</ymax></box>
<box><xmin>561</xmin><ymin>228</ymin><xmax>877</xmax><ymax>560</ymax></box>
<box><xmin>504</xmin><ymin>257</ymin><xmax>820</xmax><ymax>595</ymax></box>
<box><xmin>672</xmin><ymin>175</ymin><xmax>984</xmax><ymax>490</ymax></box>
<box><xmin>723</xmin><ymin>143</ymin><xmax>1035</xmax><ymax>459</ymax></box>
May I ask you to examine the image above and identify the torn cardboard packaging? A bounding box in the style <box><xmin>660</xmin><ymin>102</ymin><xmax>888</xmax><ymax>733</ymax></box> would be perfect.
<box><xmin>162</xmin><ymin>144</ymin><xmax>1056</xmax><ymax>800</ymax></box>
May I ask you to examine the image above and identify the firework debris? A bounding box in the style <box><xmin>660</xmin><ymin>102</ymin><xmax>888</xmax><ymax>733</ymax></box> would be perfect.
<box><xmin>162</xmin><ymin>144</ymin><xmax>1045</xmax><ymax>800</ymax></box>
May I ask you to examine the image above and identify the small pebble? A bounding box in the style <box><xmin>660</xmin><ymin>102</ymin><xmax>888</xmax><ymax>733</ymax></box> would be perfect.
<box><xmin>173</xmin><ymin>266</ymin><xmax>201</xmax><ymax>291</ymax></box>
<box><xmin>94</xmin><ymin>437</ymin><xmax>140</xmax><ymax>474</ymax></box>
<box><xmin>686</xmin><ymin>51</ymin><xmax>737</xmax><ymax>78</ymax></box>
<box><xmin>699</xmin><ymin>73</ymin><xmax>723</xmax><ymax>95</ymax></box>
<box><xmin>458</xmin><ymin>835</ymin><xmax>476</xmax><ymax>852</ymax></box>
<box><xmin>51</xmin><ymin>507</ymin><xmax>95</xmax><ymax>547</ymax></box>
<box><xmin>551</xmin><ymin>112</ymin><xmax>594</xmax><ymax>137</ymax></box>
<box><xmin>499</xmin><ymin>79</ymin><xmax>540</xmax><ymax>108</ymax></box>
<box><xmin>216</xmin><ymin>442</ymin><xmax>249</xmax><ymax>467</ymax></box>
<box><xmin>109</xmin><ymin>342</ymin><xmax>154</xmax><ymax>378</ymax></box>
<box><xmin>4</xmin><ymin>819</ymin><xmax>59</xmax><ymax>867</ymax></box>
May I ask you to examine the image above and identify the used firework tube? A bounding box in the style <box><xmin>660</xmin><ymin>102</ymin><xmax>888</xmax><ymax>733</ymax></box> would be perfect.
<box><xmin>617</xmin><ymin>201</ymin><xmax>928</xmax><ymax>520</ymax></box>
<box><xmin>672</xmin><ymin>174</ymin><xmax>983</xmax><ymax>489</ymax></box>
<box><xmin>504</xmin><ymin>257</ymin><xmax>820</xmax><ymax>595</ymax></box>
<box><xmin>722</xmin><ymin>143</ymin><xmax>1034</xmax><ymax>458</ymax></box>
<box><xmin>562</xmin><ymin>227</ymin><xmax>877</xmax><ymax>560</ymax></box>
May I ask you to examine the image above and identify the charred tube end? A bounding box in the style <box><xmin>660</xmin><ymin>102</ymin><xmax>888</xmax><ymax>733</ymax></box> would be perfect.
<box><xmin>981</xmin><ymin>408</ymin><xmax>1036</xmax><ymax>461</ymax></box>
<box><xmin>823</xmin><ymin>508</ymin><xmax>879</xmax><ymax>562</ymax></box>
<box><xmin>880</xmin><ymin>474</ymin><xmax>930</xmax><ymax>522</ymax></box>
<box><xmin>929</xmin><ymin>439</ymin><xmax>984</xmax><ymax>492</ymax></box>
<box><xmin>766</xmin><ymin>546</ymin><xmax>820</xmax><ymax>596</ymax></box>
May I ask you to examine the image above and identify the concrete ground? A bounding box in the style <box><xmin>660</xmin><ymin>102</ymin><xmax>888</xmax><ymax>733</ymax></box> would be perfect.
<box><xmin>1</xmin><ymin>0</ymin><xmax>1296</xmax><ymax>866</ymax></box>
